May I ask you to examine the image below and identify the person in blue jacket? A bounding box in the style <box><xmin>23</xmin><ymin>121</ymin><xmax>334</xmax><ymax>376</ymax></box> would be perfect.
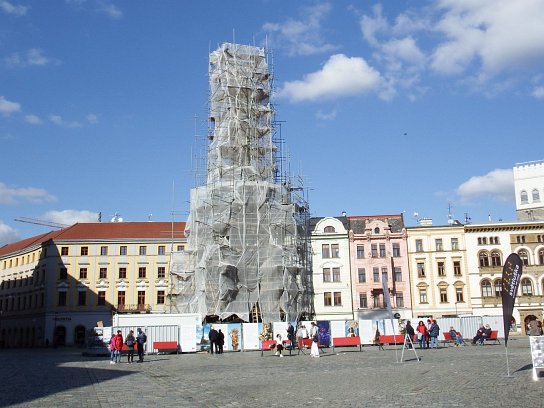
<box><xmin>428</xmin><ymin>320</ymin><xmax>440</xmax><ymax>349</ymax></box>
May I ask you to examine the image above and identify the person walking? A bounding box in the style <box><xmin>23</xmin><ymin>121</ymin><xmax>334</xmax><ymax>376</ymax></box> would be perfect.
<box><xmin>208</xmin><ymin>326</ymin><xmax>218</xmax><ymax>354</ymax></box>
<box><xmin>113</xmin><ymin>330</ymin><xmax>123</xmax><ymax>364</ymax></box>
<box><xmin>125</xmin><ymin>330</ymin><xmax>136</xmax><ymax>363</ymax></box>
<box><xmin>217</xmin><ymin>329</ymin><xmax>225</xmax><ymax>354</ymax></box>
<box><xmin>429</xmin><ymin>320</ymin><xmax>440</xmax><ymax>349</ymax></box>
<box><xmin>416</xmin><ymin>321</ymin><xmax>427</xmax><ymax>349</ymax></box>
<box><xmin>109</xmin><ymin>334</ymin><xmax>116</xmax><ymax>364</ymax></box>
<box><xmin>136</xmin><ymin>328</ymin><xmax>147</xmax><ymax>363</ymax></box>
<box><xmin>309</xmin><ymin>322</ymin><xmax>319</xmax><ymax>358</ymax></box>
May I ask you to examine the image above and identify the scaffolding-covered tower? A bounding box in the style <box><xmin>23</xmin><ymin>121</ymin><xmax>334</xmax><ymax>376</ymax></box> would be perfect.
<box><xmin>171</xmin><ymin>43</ymin><xmax>313</xmax><ymax>323</ymax></box>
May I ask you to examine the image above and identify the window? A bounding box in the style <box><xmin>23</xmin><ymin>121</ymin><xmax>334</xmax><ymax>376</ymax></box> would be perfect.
<box><xmin>539</xmin><ymin>249</ymin><xmax>544</xmax><ymax>265</ymax></box>
<box><xmin>437</xmin><ymin>262</ymin><xmax>445</xmax><ymax>277</ymax></box>
<box><xmin>79</xmin><ymin>267</ymin><xmax>88</xmax><ymax>279</ymax></box>
<box><xmin>379</xmin><ymin>244</ymin><xmax>386</xmax><ymax>257</ymax></box>
<box><xmin>373</xmin><ymin>267</ymin><xmax>380</xmax><ymax>282</ymax></box>
<box><xmin>435</xmin><ymin>239</ymin><xmax>443</xmax><ymax>251</ymax></box>
<box><xmin>490</xmin><ymin>236</ymin><xmax>499</xmax><ymax>245</ymax></box>
<box><xmin>118</xmin><ymin>291</ymin><xmax>125</xmax><ymax>307</ymax></box>
<box><xmin>158</xmin><ymin>245</ymin><xmax>166</xmax><ymax>255</ymax></box>
<box><xmin>451</xmin><ymin>238</ymin><xmax>458</xmax><ymax>250</ymax></box>
<box><xmin>80</xmin><ymin>246</ymin><xmax>88</xmax><ymax>256</ymax></box>
<box><xmin>521</xmin><ymin>278</ymin><xmax>533</xmax><ymax>296</ymax></box>
<box><xmin>373</xmin><ymin>293</ymin><xmax>383</xmax><ymax>308</ymax></box>
<box><xmin>381</xmin><ymin>267</ymin><xmax>388</xmax><ymax>282</ymax></box>
<box><xmin>78</xmin><ymin>290</ymin><xmax>86</xmax><ymax>306</ymax></box>
<box><xmin>392</xmin><ymin>243</ymin><xmax>401</xmax><ymax>257</ymax></box>
<box><xmin>98</xmin><ymin>291</ymin><xmax>106</xmax><ymax>306</ymax></box>
<box><xmin>332</xmin><ymin>267</ymin><xmax>340</xmax><ymax>282</ymax></box>
<box><xmin>491</xmin><ymin>251</ymin><xmax>501</xmax><ymax>267</ymax></box>
<box><xmin>518</xmin><ymin>250</ymin><xmax>529</xmax><ymax>266</ymax></box>
<box><xmin>374</xmin><ymin>227</ymin><xmax>380</xmax><ymax>234</ymax></box>
<box><xmin>137</xmin><ymin>291</ymin><xmax>146</xmax><ymax>308</ymax></box>
<box><xmin>58</xmin><ymin>291</ymin><xmax>67</xmax><ymax>306</ymax></box>
<box><xmin>521</xmin><ymin>190</ymin><xmax>528</xmax><ymax>203</ymax></box>
<box><xmin>333</xmin><ymin>292</ymin><xmax>342</xmax><ymax>306</ymax></box>
<box><xmin>177</xmin><ymin>245</ymin><xmax>185</xmax><ymax>251</ymax></box>
<box><xmin>61</xmin><ymin>247</ymin><xmax>69</xmax><ymax>256</ymax></box>
<box><xmin>139</xmin><ymin>246</ymin><xmax>147</xmax><ymax>256</ymax></box>
<box><xmin>323</xmin><ymin>268</ymin><xmax>331</xmax><ymax>282</ymax></box>
<box><xmin>119</xmin><ymin>267</ymin><xmax>127</xmax><ymax>279</ymax></box>
<box><xmin>394</xmin><ymin>267</ymin><xmax>402</xmax><ymax>282</ymax></box>
<box><xmin>453</xmin><ymin>261</ymin><xmax>462</xmax><ymax>276</ymax></box>
<box><xmin>440</xmin><ymin>288</ymin><xmax>448</xmax><ymax>303</ymax></box>
<box><xmin>157</xmin><ymin>266</ymin><xmax>166</xmax><ymax>278</ymax></box>
<box><xmin>356</xmin><ymin>245</ymin><xmax>365</xmax><ymax>259</ymax></box>
<box><xmin>481</xmin><ymin>280</ymin><xmax>492</xmax><ymax>297</ymax></box>
<box><xmin>358</xmin><ymin>268</ymin><xmax>366</xmax><ymax>283</ymax></box>
<box><xmin>532</xmin><ymin>189</ymin><xmax>540</xmax><ymax>202</ymax></box>
<box><xmin>322</xmin><ymin>244</ymin><xmax>330</xmax><ymax>258</ymax></box>
<box><xmin>494</xmin><ymin>279</ymin><xmax>502</xmax><ymax>297</ymax></box>
<box><xmin>138</xmin><ymin>267</ymin><xmax>147</xmax><ymax>279</ymax></box>
<box><xmin>59</xmin><ymin>267</ymin><xmax>67</xmax><ymax>280</ymax></box>
<box><xmin>331</xmin><ymin>244</ymin><xmax>339</xmax><ymax>258</ymax></box>
<box><xmin>396</xmin><ymin>292</ymin><xmax>404</xmax><ymax>308</ymax></box>
<box><xmin>359</xmin><ymin>293</ymin><xmax>368</xmax><ymax>308</ymax></box>
<box><xmin>479</xmin><ymin>252</ymin><xmax>490</xmax><ymax>267</ymax></box>
<box><xmin>324</xmin><ymin>226</ymin><xmax>335</xmax><ymax>233</ymax></box>
<box><xmin>419</xmin><ymin>289</ymin><xmax>427</xmax><ymax>303</ymax></box>
<box><xmin>324</xmin><ymin>292</ymin><xmax>332</xmax><ymax>306</ymax></box>
<box><xmin>157</xmin><ymin>290</ymin><xmax>165</xmax><ymax>304</ymax></box>
<box><xmin>415</xmin><ymin>239</ymin><xmax>423</xmax><ymax>252</ymax></box>
<box><xmin>371</xmin><ymin>244</ymin><xmax>378</xmax><ymax>258</ymax></box>
<box><xmin>99</xmin><ymin>268</ymin><xmax>107</xmax><ymax>279</ymax></box>
<box><xmin>516</xmin><ymin>235</ymin><xmax>526</xmax><ymax>244</ymax></box>
<box><xmin>100</xmin><ymin>246</ymin><xmax>108</xmax><ymax>256</ymax></box>
<box><xmin>120</xmin><ymin>246</ymin><xmax>127</xmax><ymax>256</ymax></box>
<box><xmin>456</xmin><ymin>287</ymin><xmax>464</xmax><ymax>302</ymax></box>
<box><xmin>417</xmin><ymin>262</ymin><xmax>425</xmax><ymax>278</ymax></box>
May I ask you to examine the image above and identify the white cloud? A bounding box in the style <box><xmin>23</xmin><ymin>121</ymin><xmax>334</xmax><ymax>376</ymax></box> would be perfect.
<box><xmin>41</xmin><ymin>209</ymin><xmax>99</xmax><ymax>225</ymax></box>
<box><xmin>0</xmin><ymin>96</ymin><xmax>21</xmax><ymax>116</ymax></box>
<box><xmin>278</xmin><ymin>54</ymin><xmax>382</xmax><ymax>102</ymax></box>
<box><xmin>456</xmin><ymin>168</ymin><xmax>514</xmax><ymax>203</ymax></box>
<box><xmin>315</xmin><ymin>109</ymin><xmax>337</xmax><ymax>121</ymax></box>
<box><xmin>96</xmin><ymin>0</ymin><xmax>122</xmax><ymax>19</ymax></box>
<box><xmin>4</xmin><ymin>48</ymin><xmax>60</xmax><ymax>68</ymax></box>
<box><xmin>0</xmin><ymin>0</ymin><xmax>28</xmax><ymax>16</ymax></box>
<box><xmin>24</xmin><ymin>114</ymin><xmax>42</xmax><ymax>125</ymax></box>
<box><xmin>263</xmin><ymin>2</ymin><xmax>336</xmax><ymax>56</ymax></box>
<box><xmin>0</xmin><ymin>220</ymin><xmax>20</xmax><ymax>247</ymax></box>
<box><xmin>48</xmin><ymin>114</ymin><xmax>82</xmax><ymax>128</ymax></box>
<box><xmin>0</xmin><ymin>182</ymin><xmax>57</xmax><ymax>205</ymax></box>
<box><xmin>532</xmin><ymin>86</ymin><xmax>544</xmax><ymax>98</ymax></box>
<box><xmin>86</xmin><ymin>113</ymin><xmax>98</xmax><ymax>124</ymax></box>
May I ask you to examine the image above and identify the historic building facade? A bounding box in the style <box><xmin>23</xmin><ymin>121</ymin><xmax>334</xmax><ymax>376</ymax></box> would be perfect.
<box><xmin>310</xmin><ymin>216</ymin><xmax>354</xmax><ymax>320</ymax></box>
<box><xmin>0</xmin><ymin>222</ymin><xmax>186</xmax><ymax>347</ymax></box>
<box><xmin>514</xmin><ymin>160</ymin><xmax>544</xmax><ymax>221</ymax></box>
<box><xmin>349</xmin><ymin>215</ymin><xmax>411</xmax><ymax>320</ymax></box>
<box><xmin>406</xmin><ymin>223</ymin><xmax>471</xmax><ymax>319</ymax></box>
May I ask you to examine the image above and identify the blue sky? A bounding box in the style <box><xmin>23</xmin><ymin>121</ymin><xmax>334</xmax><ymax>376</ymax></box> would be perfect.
<box><xmin>1</xmin><ymin>0</ymin><xmax>544</xmax><ymax>246</ymax></box>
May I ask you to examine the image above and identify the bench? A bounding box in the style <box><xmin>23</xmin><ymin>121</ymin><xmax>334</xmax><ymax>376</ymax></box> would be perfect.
<box><xmin>379</xmin><ymin>334</ymin><xmax>405</xmax><ymax>346</ymax></box>
<box><xmin>442</xmin><ymin>332</ymin><xmax>465</xmax><ymax>347</ymax></box>
<box><xmin>482</xmin><ymin>331</ymin><xmax>500</xmax><ymax>345</ymax></box>
<box><xmin>260</xmin><ymin>339</ymin><xmax>277</xmax><ymax>356</ymax></box>
<box><xmin>332</xmin><ymin>336</ymin><xmax>362</xmax><ymax>352</ymax></box>
<box><xmin>153</xmin><ymin>341</ymin><xmax>179</xmax><ymax>354</ymax></box>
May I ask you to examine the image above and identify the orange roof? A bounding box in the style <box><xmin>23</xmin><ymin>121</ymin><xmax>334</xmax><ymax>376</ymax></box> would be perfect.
<box><xmin>0</xmin><ymin>222</ymin><xmax>186</xmax><ymax>257</ymax></box>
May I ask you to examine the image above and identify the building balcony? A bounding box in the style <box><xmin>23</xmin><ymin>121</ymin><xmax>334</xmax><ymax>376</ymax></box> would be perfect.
<box><xmin>115</xmin><ymin>304</ymin><xmax>151</xmax><ymax>313</ymax></box>
<box><xmin>481</xmin><ymin>295</ymin><xmax>544</xmax><ymax>306</ymax></box>
<box><xmin>478</xmin><ymin>266</ymin><xmax>503</xmax><ymax>275</ymax></box>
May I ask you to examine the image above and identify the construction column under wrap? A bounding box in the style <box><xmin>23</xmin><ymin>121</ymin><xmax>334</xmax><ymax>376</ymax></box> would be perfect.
<box><xmin>171</xmin><ymin>43</ymin><xmax>313</xmax><ymax>323</ymax></box>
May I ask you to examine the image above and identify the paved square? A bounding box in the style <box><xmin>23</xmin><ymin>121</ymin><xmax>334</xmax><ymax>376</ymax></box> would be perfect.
<box><xmin>0</xmin><ymin>337</ymin><xmax>541</xmax><ymax>407</ymax></box>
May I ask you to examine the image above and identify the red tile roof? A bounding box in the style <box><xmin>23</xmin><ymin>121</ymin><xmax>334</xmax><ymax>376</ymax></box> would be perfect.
<box><xmin>0</xmin><ymin>222</ymin><xmax>186</xmax><ymax>257</ymax></box>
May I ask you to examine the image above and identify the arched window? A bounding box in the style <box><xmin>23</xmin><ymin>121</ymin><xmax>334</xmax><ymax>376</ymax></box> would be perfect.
<box><xmin>481</xmin><ymin>280</ymin><xmax>492</xmax><ymax>297</ymax></box>
<box><xmin>479</xmin><ymin>252</ymin><xmax>490</xmax><ymax>267</ymax></box>
<box><xmin>521</xmin><ymin>190</ymin><xmax>528</xmax><ymax>204</ymax></box>
<box><xmin>521</xmin><ymin>278</ymin><xmax>533</xmax><ymax>296</ymax></box>
<box><xmin>518</xmin><ymin>250</ymin><xmax>529</xmax><ymax>266</ymax></box>
<box><xmin>491</xmin><ymin>251</ymin><xmax>502</xmax><ymax>267</ymax></box>
<box><xmin>532</xmin><ymin>189</ymin><xmax>540</xmax><ymax>202</ymax></box>
<box><xmin>493</xmin><ymin>279</ymin><xmax>502</xmax><ymax>297</ymax></box>
<box><xmin>374</xmin><ymin>227</ymin><xmax>380</xmax><ymax>234</ymax></box>
<box><xmin>539</xmin><ymin>249</ymin><xmax>544</xmax><ymax>265</ymax></box>
<box><xmin>324</xmin><ymin>226</ymin><xmax>335</xmax><ymax>233</ymax></box>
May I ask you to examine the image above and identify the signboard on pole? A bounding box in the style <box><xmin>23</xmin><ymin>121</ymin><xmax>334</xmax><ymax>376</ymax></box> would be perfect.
<box><xmin>501</xmin><ymin>253</ymin><xmax>522</xmax><ymax>347</ymax></box>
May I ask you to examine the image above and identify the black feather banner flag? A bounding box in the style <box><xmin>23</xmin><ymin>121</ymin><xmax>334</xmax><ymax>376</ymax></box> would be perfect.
<box><xmin>502</xmin><ymin>253</ymin><xmax>522</xmax><ymax>347</ymax></box>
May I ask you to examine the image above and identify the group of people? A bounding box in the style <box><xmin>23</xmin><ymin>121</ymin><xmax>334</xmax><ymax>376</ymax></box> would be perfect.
<box><xmin>472</xmin><ymin>323</ymin><xmax>492</xmax><ymax>345</ymax></box>
<box><xmin>406</xmin><ymin>319</ymin><xmax>442</xmax><ymax>349</ymax></box>
<box><xmin>270</xmin><ymin>321</ymin><xmax>320</xmax><ymax>358</ymax></box>
<box><xmin>207</xmin><ymin>326</ymin><xmax>225</xmax><ymax>354</ymax></box>
<box><xmin>109</xmin><ymin>328</ymin><xmax>147</xmax><ymax>364</ymax></box>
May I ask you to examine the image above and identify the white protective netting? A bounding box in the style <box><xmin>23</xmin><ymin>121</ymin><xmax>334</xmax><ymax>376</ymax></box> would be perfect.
<box><xmin>171</xmin><ymin>43</ymin><xmax>312</xmax><ymax>323</ymax></box>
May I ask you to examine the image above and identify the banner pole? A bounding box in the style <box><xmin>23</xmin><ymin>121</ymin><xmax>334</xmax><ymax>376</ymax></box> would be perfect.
<box><xmin>505</xmin><ymin>345</ymin><xmax>511</xmax><ymax>377</ymax></box>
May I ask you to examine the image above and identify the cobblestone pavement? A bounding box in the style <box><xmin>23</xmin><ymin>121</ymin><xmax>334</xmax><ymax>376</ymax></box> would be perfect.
<box><xmin>0</xmin><ymin>337</ymin><xmax>542</xmax><ymax>408</ymax></box>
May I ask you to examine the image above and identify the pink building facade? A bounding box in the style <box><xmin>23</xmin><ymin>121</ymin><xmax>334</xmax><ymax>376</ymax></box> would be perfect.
<box><xmin>348</xmin><ymin>215</ymin><xmax>412</xmax><ymax>320</ymax></box>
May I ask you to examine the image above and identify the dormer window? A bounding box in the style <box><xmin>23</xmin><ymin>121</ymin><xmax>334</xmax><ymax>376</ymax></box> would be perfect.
<box><xmin>324</xmin><ymin>226</ymin><xmax>335</xmax><ymax>233</ymax></box>
<box><xmin>374</xmin><ymin>227</ymin><xmax>380</xmax><ymax>234</ymax></box>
